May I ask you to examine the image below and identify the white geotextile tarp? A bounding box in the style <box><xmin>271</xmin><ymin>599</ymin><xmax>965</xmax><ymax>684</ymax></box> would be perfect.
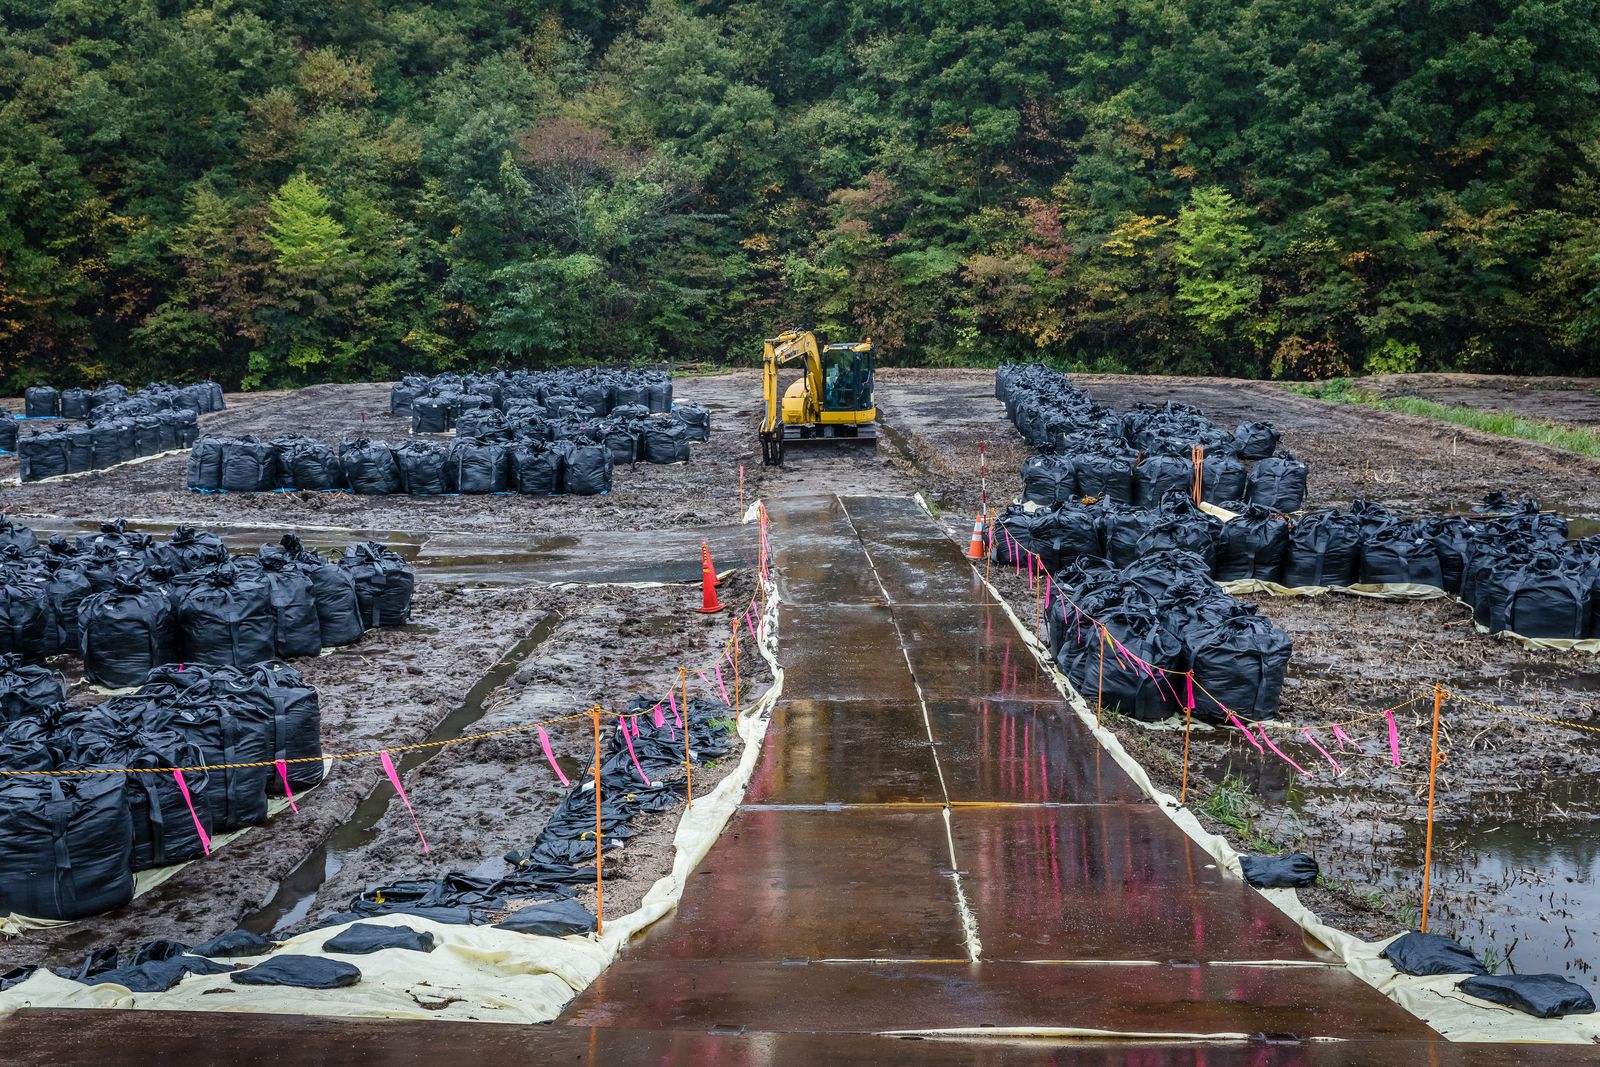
<box><xmin>0</xmin><ymin>523</ymin><xmax>784</xmax><ymax>1024</ymax></box>
<box><xmin>974</xmin><ymin>555</ymin><xmax>1600</xmax><ymax>1044</ymax></box>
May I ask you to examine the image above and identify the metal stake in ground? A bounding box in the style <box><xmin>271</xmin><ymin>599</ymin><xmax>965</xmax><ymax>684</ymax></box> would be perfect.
<box><xmin>1420</xmin><ymin>683</ymin><xmax>1450</xmax><ymax>934</ymax></box>
<box><xmin>591</xmin><ymin>705</ymin><xmax>603</xmax><ymax>936</ymax></box>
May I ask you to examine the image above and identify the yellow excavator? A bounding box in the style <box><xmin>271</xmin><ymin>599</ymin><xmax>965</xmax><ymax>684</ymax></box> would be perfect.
<box><xmin>759</xmin><ymin>329</ymin><xmax>877</xmax><ymax>466</ymax></box>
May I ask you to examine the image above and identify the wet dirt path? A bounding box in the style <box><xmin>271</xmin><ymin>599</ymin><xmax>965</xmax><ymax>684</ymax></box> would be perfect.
<box><xmin>557</xmin><ymin>493</ymin><xmax>1443</xmax><ymax>1047</ymax></box>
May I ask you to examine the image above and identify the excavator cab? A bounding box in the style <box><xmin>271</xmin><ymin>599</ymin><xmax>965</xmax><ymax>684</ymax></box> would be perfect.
<box><xmin>760</xmin><ymin>329</ymin><xmax>877</xmax><ymax>466</ymax></box>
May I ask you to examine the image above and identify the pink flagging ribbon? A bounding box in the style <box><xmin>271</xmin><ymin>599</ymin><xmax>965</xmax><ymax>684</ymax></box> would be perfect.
<box><xmin>537</xmin><ymin>726</ymin><xmax>571</xmax><ymax>786</ymax></box>
<box><xmin>274</xmin><ymin>760</ymin><xmax>298</xmax><ymax>814</ymax></box>
<box><xmin>1302</xmin><ymin>728</ymin><xmax>1343</xmax><ymax>776</ymax></box>
<box><xmin>1385</xmin><ymin>710</ymin><xmax>1402</xmax><ymax>767</ymax></box>
<box><xmin>712</xmin><ymin>664</ymin><xmax>731</xmax><ymax>705</ymax></box>
<box><xmin>621</xmin><ymin>722</ymin><xmax>654</xmax><ymax>785</ymax></box>
<box><xmin>1185</xmin><ymin>673</ymin><xmax>1195</xmax><ymax>711</ymax></box>
<box><xmin>668</xmin><ymin>689</ymin><xmax>684</xmax><ymax>728</ymax></box>
<box><xmin>1227</xmin><ymin>712</ymin><xmax>1264</xmax><ymax>752</ymax></box>
<box><xmin>172</xmin><ymin>770</ymin><xmax>211</xmax><ymax>855</ymax></box>
<box><xmin>1044</xmin><ymin>577</ymin><xmax>1052</xmax><ymax>610</ymax></box>
<box><xmin>652</xmin><ymin>704</ymin><xmax>665</xmax><ymax>729</ymax></box>
<box><xmin>1332</xmin><ymin>724</ymin><xmax>1360</xmax><ymax>752</ymax></box>
<box><xmin>1257</xmin><ymin>725</ymin><xmax>1309</xmax><ymax>775</ymax></box>
<box><xmin>746</xmin><ymin>609</ymin><xmax>758</xmax><ymax>641</ymax></box>
<box><xmin>380</xmin><ymin>751</ymin><xmax>430</xmax><ymax>854</ymax></box>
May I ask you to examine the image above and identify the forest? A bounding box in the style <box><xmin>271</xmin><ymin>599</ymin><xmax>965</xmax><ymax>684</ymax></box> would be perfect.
<box><xmin>2</xmin><ymin>0</ymin><xmax>1598</xmax><ymax>388</ymax></box>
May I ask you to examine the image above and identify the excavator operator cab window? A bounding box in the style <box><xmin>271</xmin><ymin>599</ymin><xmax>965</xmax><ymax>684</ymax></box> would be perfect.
<box><xmin>822</xmin><ymin>346</ymin><xmax>873</xmax><ymax>412</ymax></box>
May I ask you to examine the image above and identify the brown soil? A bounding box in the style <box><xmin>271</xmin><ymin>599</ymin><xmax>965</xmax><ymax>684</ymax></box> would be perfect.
<box><xmin>1366</xmin><ymin>373</ymin><xmax>1600</xmax><ymax>428</ymax></box>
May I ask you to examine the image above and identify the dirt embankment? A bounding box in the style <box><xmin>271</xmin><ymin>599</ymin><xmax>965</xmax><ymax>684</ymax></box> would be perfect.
<box><xmin>1365</xmin><ymin>373</ymin><xmax>1600</xmax><ymax>428</ymax></box>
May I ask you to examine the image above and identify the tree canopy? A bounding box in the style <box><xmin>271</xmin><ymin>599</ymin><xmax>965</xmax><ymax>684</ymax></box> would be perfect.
<box><xmin>2</xmin><ymin>0</ymin><xmax>1598</xmax><ymax>387</ymax></box>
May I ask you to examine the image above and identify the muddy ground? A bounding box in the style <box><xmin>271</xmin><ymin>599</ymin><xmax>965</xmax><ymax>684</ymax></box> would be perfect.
<box><xmin>1367</xmin><ymin>373</ymin><xmax>1600</xmax><ymax>428</ymax></box>
<box><xmin>2</xmin><ymin>377</ymin><xmax>765</xmax><ymax>535</ymax></box>
<box><xmin>876</xmin><ymin>368</ymin><xmax>1600</xmax><ymax>987</ymax></box>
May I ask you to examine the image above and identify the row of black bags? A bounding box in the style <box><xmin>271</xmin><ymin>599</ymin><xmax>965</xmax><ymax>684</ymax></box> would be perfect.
<box><xmin>187</xmin><ymin>434</ymin><xmax>617</xmax><ymax>496</ymax></box>
<box><xmin>391</xmin><ymin>368</ymin><xmax>672</xmax><ymax>425</ymax></box>
<box><xmin>0</xmin><ymin>519</ymin><xmax>414</xmax><ymax>687</ymax></box>
<box><xmin>0</xmin><ymin>658</ymin><xmax>321</xmax><ymax>921</ymax></box>
<box><xmin>996</xmin><ymin>364</ymin><xmax>1307</xmax><ymax>513</ymax></box>
<box><xmin>12</xmin><ymin>411</ymin><xmax>202</xmax><ymax>481</ymax></box>
<box><xmin>19</xmin><ymin>381</ymin><xmax>224</xmax><ymax>421</ymax></box>
<box><xmin>451</xmin><ymin>402</ymin><xmax>711</xmax><ymax>458</ymax></box>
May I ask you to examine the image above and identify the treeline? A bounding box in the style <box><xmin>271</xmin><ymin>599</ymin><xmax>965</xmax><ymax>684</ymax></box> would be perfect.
<box><xmin>2</xmin><ymin>0</ymin><xmax>1598</xmax><ymax>389</ymax></box>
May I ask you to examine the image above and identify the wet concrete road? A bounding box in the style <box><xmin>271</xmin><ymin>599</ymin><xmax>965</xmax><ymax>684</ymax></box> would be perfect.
<box><xmin>556</xmin><ymin>494</ymin><xmax>1442</xmax><ymax>1051</ymax></box>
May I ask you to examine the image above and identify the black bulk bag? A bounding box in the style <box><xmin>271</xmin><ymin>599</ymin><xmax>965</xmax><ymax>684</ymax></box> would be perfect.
<box><xmin>393</xmin><ymin>441</ymin><xmax>448</xmax><ymax>495</ymax></box>
<box><xmin>63</xmin><ymin>425</ymin><xmax>95</xmax><ymax>472</ymax></box>
<box><xmin>1186</xmin><ymin>613</ymin><xmax>1293</xmax><ymax>724</ymax></box>
<box><xmin>39</xmin><ymin>561</ymin><xmax>92</xmax><ymax>656</ymax></box>
<box><xmin>257</xmin><ymin>555</ymin><xmax>322</xmax><ymax>658</ymax></box>
<box><xmin>340</xmin><ymin>438</ymin><xmax>401</xmax><ymax>495</ymax></box>
<box><xmin>990</xmin><ymin>506</ymin><xmax>1048</xmax><ymax>566</ymax></box>
<box><xmin>277</xmin><ymin>537</ymin><xmax>363</xmax><ymax>647</ymax></box>
<box><xmin>1134</xmin><ymin>452</ymin><xmax>1194</xmax><ymax>509</ymax></box>
<box><xmin>340</xmin><ymin>543</ymin><xmax>414</xmax><ymax>628</ymax></box>
<box><xmin>1021</xmin><ymin>454</ymin><xmax>1076</xmax><ymax>506</ymax></box>
<box><xmin>79</xmin><ymin>547</ymin><xmax>146</xmax><ymax>595</ymax></box>
<box><xmin>1233</xmin><ymin>421</ymin><xmax>1280</xmax><ymax>461</ymax></box>
<box><xmin>160</xmin><ymin>526</ymin><xmax>228</xmax><ymax>574</ymax></box>
<box><xmin>1075</xmin><ymin>449</ymin><xmax>1135</xmax><ymax>504</ymax></box>
<box><xmin>1200</xmin><ymin>451</ymin><xmax>1247</xmax><ymax>505</ymax></box>
<box><xmin>1245</xmin><ymin>451</ymin><xmax>1308</xmax><ymax>512</ymax></box>
<box><xmin>157</xmin><ymin>696</ymin><xmax>275</xmax><ymax>830</ymax></box>
<box><xmin>1419</xmin><ymin>517</ymin><xmax>1478</xmax><ymax>595</ymax></box>
<box><xmin>1122</xmin><ymin>549</ymin><xmax>1213</xmax><ymax>602</ymax></box>
<box><xmin>1098</xmin><ymin>505</ymin><xmax>1146</xmax><ymax>567</ymax></box>
<box><xmin>446</xmin><ymin>438</ymin><xmax>508</xmax><ymax>494</ymax></box>
<box><xmin>389</xmin><ymin>381</ymin><xmax>420</xmax><ymax>417</ymax></box>
<box><xmin>220</xmin><ymin>438</ymin><xmax>278</xmax><ymax>492</ymax></box>
<box><xmin>1058</xmin><ymin>609</ymin><xmax>1184</xmax><ymax>722</ymax></box>
<box><xmin>0</xmin><ymin>519</ymin><xmax>39</xmax><ymax>554</ymax></box>
<box><xmin>1215</xmin><ymin>505</ymin><xmax>1290</xmax><ymax>583</ymax></box>
<box><xmin>410</xmin><ymin>396</ymin><xmax>453</xmax><ymax>434</ymax></box>
<box><xmin>122</xmin><ymin>737</ymin><xmax>215</xmax><ymax>870</ymax></box>
<box><xmin>133</xmin><ymin>416</ymin><xmax>165</xmax><ymax>457</ymax></box>
<box><xmin>90</xmin><ymin>420</ymin><xmax>133</xmax><ymax>468</ymax></box>
<box><xmin>601</xmin><ymin>424</ymin><xmax>638</xmax><ymax>465</ymax></box>
<box><xmin>18</xmin><ymin>432</ymin><xmax>70</xmax><ymax>481</ymax></box>
<box><xmin>186</xmin><ymin>436</ymin><xmax>227</xmax><ymax>491</ymax></box>
<box><xmin>1359</xmin><ymin>524</ymin><xmax>1443</xmax><ymax>588</ymax></box>
<box><xmin>671</xmin><ymin>403</ymin><xmax>711</xmax><ymax>442</ymax></box>
<box><xmin>1283</xmin><ymin>511</ymin><xmax>1362</xmax><ymax>588</ymax></box>
<box><xmin>23</xmin><ymin>385</ymin><xmax>58</xmax><ymax>418</ymax></box>
<box><xmin>577</xmin><ymin>382</ymin><xmax>613</xmax><ymax>417</ymax></box>
<box><xmin>564</xmin><ymin>444</ymin><xmax>614</xmax><ymax>495</ymax></box>
<box><xmin>0</xmin><ymin>655</ymin><xmax>65</xmax><ymax>720</ymax></box>
<box><xmin>0</xmin><ymin>775</ymin><xmax>133</xmax><ymax>921</ymax></box>
<box><xmin>508</xmin><ymin>443</ymin><xmax>562</xmax><ymax>495</ymax></box>
<box><xmin>1037</xmin><ymin>501</ymin><xmax>1104</xmax><ymax>565</ymax></box>
<box><xmin>59</xmin><ymin>388</ymin><xmax>92</xmax><ymax>419</ymax></box>
<box><xmin>154</xmin><ymin>410</ymin><xmax>184</xmax><ymax>451</ymax></box>
<box><xmin>640</xmin><ymin>421</ymin><xmax>691</xmax><ymax>465</ymax></box>
<box><xmin>449</xmin><ymin>393</ymin><xmax>494</xmax><ymax>420</ymax></box>
<box><xmin>1473</xmin><ymin>558</ymin><xmax>1591</xmax><ymax>639</ymax></box>
<box><xmin>0</xmin><ymin>417</ymin><xmax>15</xmax><ymax>452</ymax></box>
<box><xmin>179</xmin><ymin>566</ymin><xmax>277</xmax><ymax>668</ymax></box>
<box><xmin>206</xmin><ymin>381</ymin><xmax>225</xmax><ymax>412</ymax></box>
<box><xmin>613</xmin><ymin>382</ymin><xmax>649</xmax><ymax>410</ymax></box>
<box><xmin>1134</xmin><ymin>500</ymin><xmax>1219</xmax><ymax>571</ymax></box>
<box><xmin>244</xmin><ymin>661</ymin><xmax>324</xmax><ymax>791</ymax></box>
<box><xmin>277</xmin><ymin>437</ymin><xmax>344</xmax><ymax>491</ymax></box>
<box><xmin>453</xmin><ymin>406</ymin><xmax>503</xmax><ymax>438</ymax></box>
<box><xmin>645</xmin><ymin>375</ymin><xmax>672</xmax><ymax>413</ymax></box>
<box><xmin>92</xmin><ymin>382</ymin><xmax>128</xmax><ymax>410</ymax></box>
<box><xmin>0</xmin><ymin>714</ymin><xmax>57</xmax><ymax>771</ymax></box>
<box><xmin>170</xmin><ymin>409</ymin><xmax>200</xmax><ymax>447</ymax></box>
<box><xmin>0</xmin><ymin>582</ymin><xmax>53</xmax><ymax>662</ymax></box>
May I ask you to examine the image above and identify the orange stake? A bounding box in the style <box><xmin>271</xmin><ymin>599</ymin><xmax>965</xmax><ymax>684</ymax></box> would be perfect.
<box><xmin>681</xmin><ymin>666</ymin><xmax>692</xmax><ymax>806</ymax></box>
<box><xmin>1420</xmin><ymin>684</ymin><xmax>1448</xmax><ymax>933</ymax></box>
<box><xmin>732</xmin><ymin>619</ymin><xmax>741</xmax><ymax>709</ymax></box>
<box><xmin>591</xmin><ymin>705</ymin><xmax>603</xmax><ymax>935</ymax></box>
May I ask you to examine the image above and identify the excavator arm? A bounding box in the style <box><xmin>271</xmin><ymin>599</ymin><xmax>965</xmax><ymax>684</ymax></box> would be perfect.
<box><xmin>759</xmin><ymin>327</ymin><xmax>876</xmax><ymax>466</ymax></box>
<box><xmin>760</xmin><ymin>330</ymin><xmax>822</xmax><ymax>464</ymax></box>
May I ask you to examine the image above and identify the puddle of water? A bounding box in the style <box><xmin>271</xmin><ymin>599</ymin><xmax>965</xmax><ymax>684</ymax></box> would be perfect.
<box><xmin>240</xmin><ymin>613</ymin><xmax>559</xmax><ymax>934</ymax></box>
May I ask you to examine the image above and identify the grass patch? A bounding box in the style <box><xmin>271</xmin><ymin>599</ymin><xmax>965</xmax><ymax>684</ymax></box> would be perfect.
<box><xmin>1197</xmin><ymin>772</ymin><xmax>1280</xmax><ymax>854</ymax></box>
<box><xmin>1288</xmin><ymin>378</ymin><xmax>1600</xmax><ymax>458</ymax></box>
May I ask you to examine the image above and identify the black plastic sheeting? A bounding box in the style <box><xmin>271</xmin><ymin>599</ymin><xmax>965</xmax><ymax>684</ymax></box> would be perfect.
<box><xmin>1457</xmin><ymin>973</ymin><xmax>1596</xmax><ymax>1018</ymax></box>
<box><xmin>1239</xmin><ymin>852</ymin><xmax>1319</xmax><ymax>889</ymax></box>
<box><xmin>231</xmin><ymin>955</ymin><xmax>362</xmax><ymax>989</ymax></box>
<box><xmin>1380</xmin><ymin>932</ymin><xmax>1489</xmax><ymax>977</ymax></box>
<box><xmin>322</xmin><ymin>923</ymin><xmax>436</xmax><ymax>955</ymax></box>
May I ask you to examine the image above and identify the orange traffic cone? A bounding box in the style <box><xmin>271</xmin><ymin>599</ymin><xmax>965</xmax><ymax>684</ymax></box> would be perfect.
<box><xmin>696</xmin><ymin>542</ymin><xmax>724</xmax><ymax>614</ymax></box>
<box><xmin>965</xmin><ymin>513</ymin><xmax>987</xmax><ymax>560</ymax></box>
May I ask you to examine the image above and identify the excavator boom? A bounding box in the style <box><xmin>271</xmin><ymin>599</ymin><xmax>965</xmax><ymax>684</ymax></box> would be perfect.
<box><xmin>759</xmin><ymin>329</ymin><xmax>877</xmax><ymax>466</ymax></box>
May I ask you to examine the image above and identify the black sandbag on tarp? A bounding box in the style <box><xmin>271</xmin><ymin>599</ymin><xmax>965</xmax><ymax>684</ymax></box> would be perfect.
<box><xmin>178</xmin><ymin>566</ymin><xmax>276</xmax><ymax>668</ymax></box>
<box><xmin>63</xmin><ymin>425</ymin><xmax>95</xmax><ymax>472</ymax></box>
<box><xmin>220</xmin><ymin>438</ymin><xmax>278</xmax><ymax>492</ymax></box>
<box><xmin>82</xmin><ymin>952</ymin><xmax>230</xmax><ymax>993</ymax></box>
<box><xmin>394</xmin><ymin>440</ymin><xmax>448</xmax><ymax>495</ymax></box>
<box><xmin>0</xmin><ymin>655</ymin><xmax>66</xmax><ymax>719</ymax></box>
<box><xmin>161</xmin><ymin>526</ymin><xmax>228</xmax><ymax>574</ymax></box>
<box><xmin>1186</xmin><ymin>613</ymin><xmax>1292</xmax><ymax>723</ymax></box>
<box><xmin>495</xmin><ymin>898</ymin><xmax>597</xmax><ymax>937</ymax></box>
<box><xmin>1245</xmin><ymin>451</ymin><xmax>1308</xmax><ymax>512</ymax></box>
<box><xmin>1473</xmin><ymin>559</ymin><xmax>1591</xmax><ymax>639</ymax></box>
<box><xmin>564</xmin><ymin>445</ymin><xmax>613</xmax><ymax>495</ymax></box>
<box><xmin>122</xmin><ymin>740</ymin><xmax>215</xmax><ymax>870</ymax></box>
<box><xmin>1233</xmin><ymin>421</ymin><xmax>1280</xmax><ymax>460</ymax></box>
<box><xmin>257</xmin><ymin>555</ymin><xmax>322</xmax><ymax>658</ymax></box>
<box><xmin>0</xmin><ymin>775</ymin><xmax>133</xmax><ymax>921</ymax></box>
<box><xmin>1215</xmin><ymin>505</ymin><xmax>1290</xmax><ymax>583</ymax></box>
<box><xmin>1359</xmin><ymin>524</ymin><xmax>1443</xmax><ymax>588</ymax></box>
<box><xmin>508</xmin><ymin>444</ymin><xmax>562</xmax><ymax>495</ymax></box>
<box><xmin>231</xmin><ymin>956</ymin><xmax>361</xmax><ymax>989</ymax></box>
<box><xmin>0</xmin><ymin>582</ymin><xmax>52</xmax><ymax>663</ymax></box>
<box><xmin>80</xmin><ymin>580</ymin><xmax>178</xmax><ymax>688</ymax></box>
<box><xmin>1380</xmin><ymin>932</ymin><xmax>1488</xmax><ymax>977</ymax></box>
<box><xmin>1199</xmin><ymin>451</ymin><xmax>1247</xmax><ymax>505</ymax></box>
<box><xmin>340</xmin><ymin>543</ymin><xmax>414</xmax><ymax>628</ymax></box>
<box><xmin>90</xmin><ymin>420</ymin><xmax>135</xmax><ymax>468</ymax></box>
<box><xmin>1457</xmin><ymin>973</ymin><xmax>1596</xmax><ymax>1018</ymax></box>
<box><xmin>1134</xmin><ymin>452</ymin><xmax>1194</xmax><ymax>508</ymax></box>
<box><xmin>340</xmin><ymin>438</ymin><xmax>401</xmax><ymax>495</ymax></box>
<box><xmin>1283</xmin><ymin>511</ymin><xmax>1362</xmax><ymax>588</ymax></box>
<box><xmin>186</xmin><ymin>436</ymin><xmax>227</xmax><ymax>491</ymax></box>
<box><xmin>192</xmin><ymin>929</ymin><xmax>273</xmax><ymax>958</ymax></box>
<box><xmin>1057</xmin><ymin>609</ymin><xmax>1184</xmax><ymax>722</ymax></box>
<box><xmin>157</xmin><ymin>696</ymin><xmax>276</xmax><ymax>830</ymax></box>
<box><xmin>447</xmin><ymin>438</ymin><xmax>508</xmax><ymax>494</ymax></box>
<box><xmin>23</xmin><ymin>386</ymin><xmax>58</xmax><ymax>419</ymax></box>
<box><xmin>322</xmin><ymin>924</ymin><xmax>436</xmax><ymax>955</ymax></box>
<box><xmin>242</xmin><ymin>660</ymin><xmax>323</xmax><ymax>792</ymax></box>
<box><xmin>1239</xmin><ymin>852</ymin><xmax>1318</xmax><ymax>888</ymax></box>
<box><xmin>277</xmin><ymin>537</ymin><xmax>363</xmax><ymax>647</ymax></box>
<box><xmin>390</xmin><ymin>380</ymin><xmax>423</xmax><ymax>417</ymax></box>
<box><xmin>1022</xmin><ymin>454</ymin><xmax>1076</xmax><ymax>506</ymax></box>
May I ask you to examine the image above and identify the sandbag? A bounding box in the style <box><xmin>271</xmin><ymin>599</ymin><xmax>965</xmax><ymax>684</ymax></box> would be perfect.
<box><xmin>322</xmin><ymin>923</ymin><xmax>436</xmax><ymax>955</ymax></box>
<box><xmin>242</xmin><ymin>661</ymin><xmax>323</xmax><ymax>791</ymax></box>
<box><xmin>671</xmin><ymin>403</ymin><xmax>711</xmax><ymax>442</ymax></box>
<box><xmin>1233</xmin><ymin>421</ymin><xmax>1280</xmax><ymax>460</ymax></box>
<box><xmin>178</xmin><ymin>566</ymin><xmax>276</xmax><ymax>668</ymax></box>
<box><xmin>257</xmin><ymin>556</ymin><xmax>322</xmax><ymax>658</ymax></box>
<box><xmin>495</xmin><ymin>898</ymin><xmax>597</xmax><ymax>937</ymax></box>
<box><xmin>122</xmin><ymin>738</ymin><xmax>215</xmax><ymax>870</ymax></box>
<box><xmin>0</xmin><ymin>582</ymin><xmax>52</xmax><ymax>662</ymax></box>
<box><xmin>63</xmin><ymin>425</ymin><xmax>96</xmax><ymax>472</ymax></box>
<box><xmin>277</xmin><ymin>436</ymin><xmax>344</xmax><ymax>491</ymax></box>
<box><xmin>389</xmin><ymin>381</ymin><xmax>421</xmax><ymax>417</ymax></box>
<box><xmin>1359</xmin><ymin>525</ymin><xmax>1443</xmax><ymax>588</ymax></box>
<box><xmin>1283</xmin><ymin>511</ymin><xmax>1362</xmax><ymax>588</ymax></box>
<box><xmin>157</xmin><ymin>695</ymin><xmax>275</xmax><ymax>830</ymax></box>
<box><xmin>1074</xmin><ymin>450</ymin><xmax>1135</xmax><ymax>504</ymax></box>
<box><xmin>1457</xmin><ymin>973</ymin><xmax>1595</xmax><ymax>1019</ymax></box>
<box><xmin>0</xmin><ymin>656</ymin><xmax>65</xmax><ymax>721</ymax></box>
<box><xmin>393</xmin><ymin>440</ymin><xmax>448</xmax><ymax>495</ymax></box>
<box><xmin>231</xmin><ymin>956</ymin><xmax>361</xmax><ymax>989</ymax></box>
<box><xmin>1214</xmin><ymin>505</ymin><xmax>1289</xmax><ymax>583</ymax></box>
<box><xmin>340</xmin><ymin>543</ymin><xmax>414</xmax><ymax>628</ymax></box>
<box><xmin>1245</xmin><ymin>451</ymin><xmax>1308</xmax><ymax>512</ymax></box>
<box><xmin>601</xmin><ymin>424</ymin><xmax>638</xmax><ymax>465</ymax></box>
<box><xmin>23</xmin><ymin>385</ymin><xmax>59</xmax><ymax>419</ymax></box>
<box><xmin>192</xmin><ymin>929</ymin><xmax>273</xmax><ymax>958</ymax></box>
<box><xmin>1199</xmin><ymin>451</ymin><xmax>1247</xmax><ymax>504</ymax></box>
<box><xmin>1185</xmin><ymin>613</ymin><xmax>1292</xmax><ymax>723</ymax></box>
<box><xmin>1239</xmin><ymin>852</ymin><xmax>1318</xmax><ymax>888</ymax></box>
<box><xmin>1134</xmin><ymin>452</ymin><xmax>1194</xmax><ymax>508</ymax></box>
<box><xmin>639</xmin><ymin>422</ymin><xmax>690</xmax><ymax>465</ymax></box>
<box><xmin>219</xmin><ymin>438</ymin><xmax>278</xmax><ymax>492</ymax></box>
<box><xmin>0</xmin><ymin>775</ymin><xmax>133</xmax><ymax>921</ymax></box>
<box><xmin>446</xmin><ymin>438</ymin><xmax>508</xmax><ymax>494</ymax></box>
<box><xmin>59</xmin><ymin>388</ymin><xmax>92</xmax><ymax>419</ymax></box>
<box><xmin>160</xmin><ymin>526</ymin><xmax>228</xmax><ymax>574</ymax></box>
<box><xmin>0</xmin><ymin>419</ymin><xmax>15</xmax><ymax>452</ymax></box>
<box><xmin>0</xmin><ymin>519</ymin><xmax>39</xmax><ymax>554</ymax></box>
<box><xmin>276</xmin><ymin>537</ymin><xmax>363</xmax><ymax>647</ymax></box>
<box><xmin>508</xmin><ymin>444</ymin><xmax>562</xmax><ymax>495</ymax></box>
<box><xmin>1058</xmin><ymin>609</ymin><xmax>1183</xmax><ymax>722</ymax></box>
<box><xmin>1381</xmin><ymin>932</ymin><xmax>1488</xmax><ymax>977</ymax></box>
<box><xmin>80</xmin><ymin>582</ymin><xmax>177</xmax><ymax>688</ymax></box>
<box><xmin>186</xmin><ymin>437</ymin><xmax>227</xmax><ymax>491</ymax></box>
<box><xmin>1473</xmin><ymin>558</ymin><xmax>1591</xmax><ymax>638</ymax></box>
<box><xmin>1021</xmin><ymin>454</ymin><xmax>1076</xmax><ymax>506</ymax></box>
<box><xmin>411</xmin><ymin>396</ymin><xmax>453</xmax><ymax>434</ymax></box>
<box><xmin>564</xmin><ymin>444</ymin><xmax>614</xmax><ymax>495</ymax></box>
<box><xmin>340</xmin><ymin>438</ymin><xmax>401</xmax><ymax>495</ymax></box>
<box><xmin>18</xmin><ymin>432</ymin><xmax>70</xmax><ymax>481</ymax></box>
